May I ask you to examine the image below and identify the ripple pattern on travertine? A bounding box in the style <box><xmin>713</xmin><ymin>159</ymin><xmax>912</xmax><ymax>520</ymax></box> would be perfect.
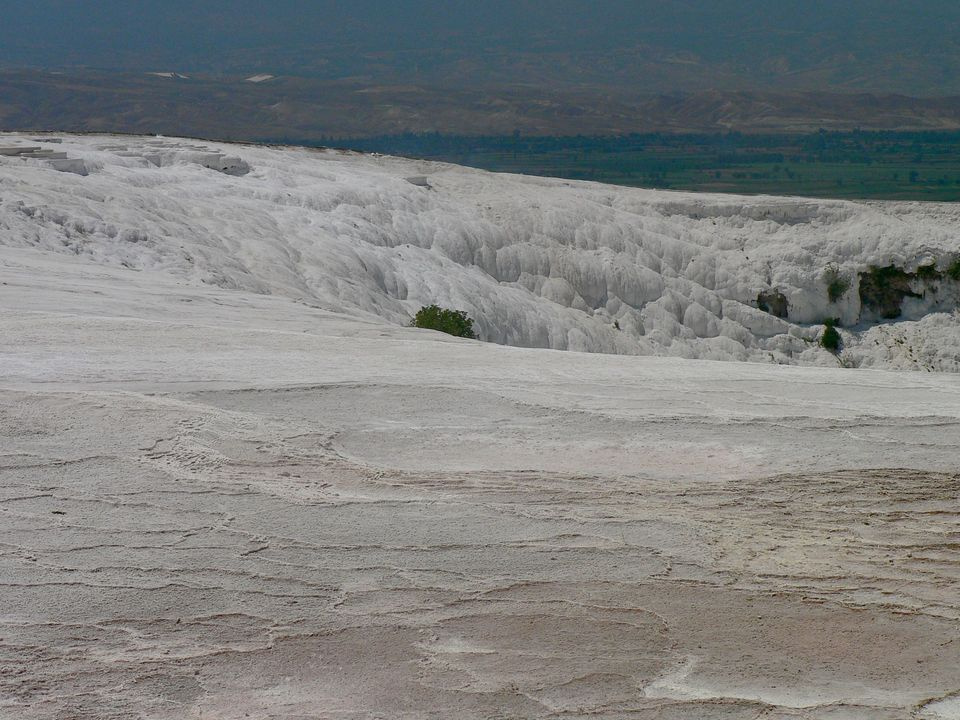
<box><xmin>2</xmin><ymin>386</ymin><xmax>959</xmax><ymax>719</ymax></box>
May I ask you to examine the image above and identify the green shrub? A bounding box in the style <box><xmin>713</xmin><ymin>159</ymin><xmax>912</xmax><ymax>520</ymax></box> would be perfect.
<box><xmin>820</xmin><ymin>318</ymin><xmax>841</xmax><ymax>353</ymax></box>
<box><xmin>917</xmin><ymin>263</ymin><xmax>942</xmax><ymax>281</ymax></box>
<box><xmin>948</xmin><ymin>257</ymin><xmax>960</xmax><ymax>282</ymax></box>
<box><xmin>410</xmin><ymin>305</ymin><xmax>478</xmax><ymax>339</ymax></box>
<box><xmin>823</xmin><ymin>264</ymin><xmax>851</xmax><ymax>303</ymax></box>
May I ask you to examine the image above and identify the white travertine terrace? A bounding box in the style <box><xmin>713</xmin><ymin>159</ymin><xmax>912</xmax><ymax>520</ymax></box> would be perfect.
<box><xmin>1</xmin><ymin>133</ymin><xmax>958</xmax><ymax>370</ymax></box>
<box><xmin>2</xmin><ymin>136</ymin><xmax>960</xmax><ymax>718</ymax></box>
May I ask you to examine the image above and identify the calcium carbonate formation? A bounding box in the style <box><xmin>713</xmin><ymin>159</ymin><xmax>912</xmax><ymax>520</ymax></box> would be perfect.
<box><xmin>2</xmin><ymin>133</ymin><xmax>958</xmax><ymax>371</ymax></box>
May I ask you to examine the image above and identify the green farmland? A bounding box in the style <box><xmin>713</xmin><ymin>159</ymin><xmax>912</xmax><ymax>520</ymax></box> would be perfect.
<box><xmin>318</xmin><ymin>130</ymin><xmax>960</xmax><ymax>202</ymax></box>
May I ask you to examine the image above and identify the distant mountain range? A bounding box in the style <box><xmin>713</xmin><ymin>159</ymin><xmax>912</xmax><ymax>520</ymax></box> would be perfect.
<box><xmin>2</xmin><ymin>1</ymin><xmax>960</xmax><ymax>95</ymax></box>
<box><xmin>3</xmin><ymin>3</ymin><xmax>960</xmax><ymax>139</ymax></box>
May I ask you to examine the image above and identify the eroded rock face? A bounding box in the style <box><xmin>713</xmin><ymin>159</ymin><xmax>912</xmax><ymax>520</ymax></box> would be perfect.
<box><xmin>858</xmin><ymin>262</ymin><xmax>960</xmax><ymax>321</ymax></box>
<box><xmin>859</xmin><ymin>265</ymin><xmax>924</xmax><ymax>319</ymax></box>
<box><xmin>757</xmin><ymin>289</ymin><xmax>789</xmax><ymax>318</ymax></box>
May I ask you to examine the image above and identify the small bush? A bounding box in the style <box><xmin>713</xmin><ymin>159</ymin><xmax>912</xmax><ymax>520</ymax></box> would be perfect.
<box><xmin>823</xmin><ymin>264</ymin><xmax>851</xmax><ymax>303</ymax></box>
<box><xmin>917</xmin><ymin>263</ymin><xmax>942</xmax><ymax>281</ymax></box>
<box><xmin>411</xmin><ymin>305</ymin><xmax>477</xmax><ymax>339</ymax></box>
<box><xmin>820</xmin><ymin>318</ymin><xmax>841</xmax><ymax>353</ymax></box>
<box><xmin>838</xmin><ymin>354</ymin><xmax>859</xmax><ymax>369</ymax></box>
<box><xmin>948</xmin><ymin>257</ymin><xmax>960</xmax><ymax>282</ymax></box>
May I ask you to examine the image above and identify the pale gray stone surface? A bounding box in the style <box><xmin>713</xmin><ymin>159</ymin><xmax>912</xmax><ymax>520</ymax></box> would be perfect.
<box><xmin>2</xmin><ymin>247</ymin><xmax>960</xmax><ymax>718</ymax></box>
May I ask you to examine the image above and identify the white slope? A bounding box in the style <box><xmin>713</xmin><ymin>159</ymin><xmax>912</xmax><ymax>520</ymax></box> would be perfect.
<box><xmin>1</xmin><ymin>133</ymin><xmax>959</xmax><ymax>371</ymax></box>
<box><xmin>3</xmin><ymin>245</ymin><xmax>960</xmax><ymax>719</ymax></box>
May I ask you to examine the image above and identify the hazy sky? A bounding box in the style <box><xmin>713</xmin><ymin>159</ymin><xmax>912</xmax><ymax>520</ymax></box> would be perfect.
<box><xmin>2</xmin><ymin>1</ymin><xmax>959</xmax><ymax>93</ymax></box>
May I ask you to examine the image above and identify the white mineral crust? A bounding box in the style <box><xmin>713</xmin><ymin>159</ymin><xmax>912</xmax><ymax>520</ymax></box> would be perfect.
<box><xmin>2</xmin><ymin>135</ymin><xmax>959</xmax><ymax>719</ymax></box>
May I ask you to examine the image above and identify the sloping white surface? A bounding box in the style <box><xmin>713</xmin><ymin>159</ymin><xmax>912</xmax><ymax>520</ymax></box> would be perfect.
<box><xmin>2</xmin><ymin>246</ymin><xmax>960</xmax><ymax>718</ymax></box>
<box><xmin>2</xmin><ymin>133</ymin><xmax>959</xmax><ymax>370</ymax></box>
